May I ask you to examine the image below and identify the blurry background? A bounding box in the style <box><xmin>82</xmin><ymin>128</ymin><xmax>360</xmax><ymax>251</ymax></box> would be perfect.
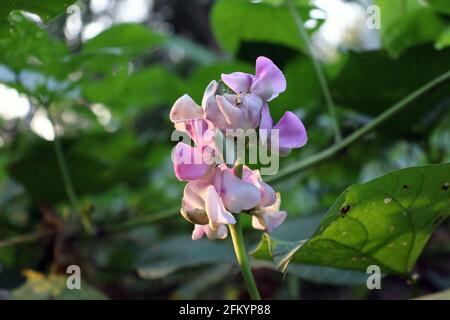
<box><xmin>0</xmin><ymin>0</ymin><xmax>449</xmax><ymax>299</ymax></box>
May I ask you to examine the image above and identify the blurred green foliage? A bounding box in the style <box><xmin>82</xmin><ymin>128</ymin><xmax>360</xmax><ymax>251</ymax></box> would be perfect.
<box><xmin>0</xmin><ymin>0</ymin><xmax>449</xmax><ymax>300</ymax></box>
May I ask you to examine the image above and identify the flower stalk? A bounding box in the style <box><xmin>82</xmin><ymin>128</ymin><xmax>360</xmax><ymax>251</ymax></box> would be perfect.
<box><xmin>228</xmin><ymin>215</ymin><xmax>262</xmax><ymax>300</ymax></box>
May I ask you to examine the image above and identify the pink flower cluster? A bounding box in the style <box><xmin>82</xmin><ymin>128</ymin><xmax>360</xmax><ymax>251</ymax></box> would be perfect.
<box><xmin>169</xmin><ymin>57</ymin><xmax>307</xmax><ymax>240</ymax></box>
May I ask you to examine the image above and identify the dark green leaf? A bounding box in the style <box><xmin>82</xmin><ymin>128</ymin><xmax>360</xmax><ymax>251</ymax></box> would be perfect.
<box><xmin>252</xmin><ymin>164</ymin><xmax>450</xmax><ymax>274</ymax></box>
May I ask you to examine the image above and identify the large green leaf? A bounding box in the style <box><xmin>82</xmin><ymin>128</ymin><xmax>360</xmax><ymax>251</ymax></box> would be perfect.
<box><xmin>83</xmin><ymin>23</ymin><xmax>165</xmax><ymax>56</ymax></box>
<box><xmin>265</xmin><ymin>214</ymin><xmax>369</xmax><ymax>285</ymax></box>
<box><xmin>211</xmin><ymin>0</ymin><xmax>317</xmax><ymax>55</ymax></box>
<box><xmin>252</xmin><ymin>164</ymin><xmax>450</xmax><ymax>275</ymax></box>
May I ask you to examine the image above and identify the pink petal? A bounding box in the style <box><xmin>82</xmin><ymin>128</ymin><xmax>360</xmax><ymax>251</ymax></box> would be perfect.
<box><xmin>183</xmin><ymin>118</ymin><xmax>215</xmax><ymax>147</ymax></box>
<box><xmin>170</xmin><ymin>94</ymin><xmax>203</xmax><ymax>123</ymax></box>
<box><xmin>241</xmin><ymin>93</ymin><xmax>263</xmax><ymax>128</ymax></box>
<box><xmin>259</xmin><ymin>103</ymin><xmax>273</xmax><ymax>130</ymax></box>
<box><xmin>192</xmin><ymin>224</ymin><xmax>206</xmax><ymax>240</ymax></box>
<box><xmin>183</xmin><ymin>182</ymin><xmax>205</xmax><ymax>210</ymax></box>
<box><xmin>221</xmin><ymin>72</ymin><xmax>253</xmax><ymax>94</ymax></box>
<box><xmin>205</xmin><ymin>185</ymin><xmax>236</xmax><ymax>228</ymax></box>
<box><xmin>216</xmin><ymin>95</ymin><xmax>243</xmax><ymax>127</ymax></box>
<box><xmin>259</xmin><ymin>103</ymin><xmax>273</xmax><ymax>145</ymax></box>
<box><xmin>204</xmin><ymin>96</ymin><xmax>229</xmax><ymax>129</ymax></box>
<box><xmin>273</xmin><ymin>111</ymin><xmax>308</xmax><ymax>149</ymax></box>
<box><xmin>251</xmin><ymin>56</ymin><xmax>286</xmax><ymax>101</ymax></box>
<box><xmin>201</xmin><ymin>80</ymin><xmax>218</xmax><ymax>109</ymax></box>
<box><xmin>252</xmin><ymin>210</ymin><xmax>287</xmax><ymax>233</ymax></box>
<box><xmin>243</xmin><ymin>167</ymin><xmax>277</xmax><ymax>208</ymax></box>
<box><xmin>220</xmin><ymin>169</ymin><xmax>261</xmax><ymax>213</ymax></box>
<box><xmin>192</xmin><ymin>224</ymin><xmax>228</xmax><ymax>240</ymax></box>
<box><xmin>172</xmin><ymin>142</ymin><xmax>210</xmax><ymax>181</ymax></box>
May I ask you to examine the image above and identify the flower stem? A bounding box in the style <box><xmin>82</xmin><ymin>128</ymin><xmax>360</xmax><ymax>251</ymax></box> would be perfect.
<box><xmin>228</xmin><ymin>215</ymin><xmax>262</xmax><ymax>300</ymax></box>
<box><xmin>287</xmin><ymin>0</ymin><xmax>342</xmax><ymax>142</ymax></box>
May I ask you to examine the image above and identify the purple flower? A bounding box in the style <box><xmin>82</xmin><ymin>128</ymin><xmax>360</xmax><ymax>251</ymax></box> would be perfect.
<box><xmin>169</xmin><ymin>56</ymin><xmax>308</xmax><ymax>240</ymax></box>
<box><xmin>202</xmin><ymin>56</ymin><xmax>287</xmax><ymax>130</ymax></box>
<box><xmin>221</xmin><ymin>56</ymin><xmax>287</xmax><ymax>101</ymax></box>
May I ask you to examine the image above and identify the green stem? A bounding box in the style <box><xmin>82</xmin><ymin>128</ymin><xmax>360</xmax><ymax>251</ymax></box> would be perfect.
<box><xmin>49</xmin><ymin>110</ymin><xmax>92</xmax><ymax>234</ymax></box>
<box><xmin>228</xmin><ymin>215</ymin><xmax>262</xmax><ymax>300</ymax></box>
<box><xmin>287</xmin><ymin>0</ymin><xmax>342</xmax><ymax>142</ymax></box>
<box><xmin>53</xmin><ymin>138</ymin><xmax>78</xmax><ymax>208</ymax></box>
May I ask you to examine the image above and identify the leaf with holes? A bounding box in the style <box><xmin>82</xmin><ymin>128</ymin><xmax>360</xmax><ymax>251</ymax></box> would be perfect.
<box><xmin>252</xmin><ymin>164</ymin><xmax>450</xmax><ymax>275</ymax></box>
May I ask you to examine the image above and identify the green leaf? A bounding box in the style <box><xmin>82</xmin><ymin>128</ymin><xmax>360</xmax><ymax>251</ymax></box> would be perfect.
<box><xmin>211</xmin><ymin>0</ymin><xmax>318</xmax><ymax>55</ymax></box>
<box><xmin>426</xmin><ymin>0</ymin><xmax>450</xmax><ymax>14</ymax></box>
<box><xmin>83</xmin><ymin>23</ymin><xmax>165</xmax><ymax>56</ymax></box>
<box><xmin>252</xmin><ymin>164</ymin><xmax>450</xmax><ymax>275</ymax></box>
<box><xmin>263</xmin><ymin>214</ymin><xmax>369</xmax><ymax>285</ymax></box>
<box><xmin>286</xmin><ymin>264</ymin><xmax>369</xmax><ymax>285</ymax></box>
<box><xmin>375</xmin><ymin>0</ymin><xmax>446</xmax><ymax>57</ymax></box>
<box><xmin>0</xmin><ymin>0</ymin><xmax>75</xmax><ymax>25</ymax></box>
